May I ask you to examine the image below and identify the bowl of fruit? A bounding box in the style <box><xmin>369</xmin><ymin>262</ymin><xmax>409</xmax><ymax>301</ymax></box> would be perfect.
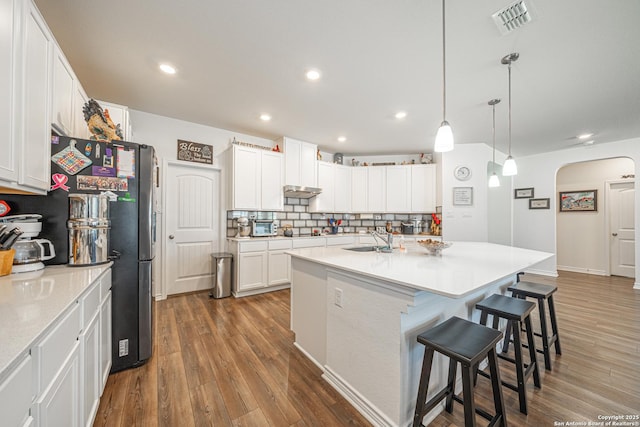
<box><xmin>417</xmin><ymin>239</ymin><xmax>452</xmax><ymax>256</ymax></box>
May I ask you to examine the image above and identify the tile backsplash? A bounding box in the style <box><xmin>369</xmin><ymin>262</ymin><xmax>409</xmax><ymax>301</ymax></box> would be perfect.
<box><xmin>227</xmin><ymin>198</ymin><xmax>437</xmax><ymax>237</ymax></box>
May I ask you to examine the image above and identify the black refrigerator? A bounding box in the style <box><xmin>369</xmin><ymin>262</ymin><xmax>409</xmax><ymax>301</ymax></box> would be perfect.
<box><xmin>3</xmin><ymin>135</ymin><xmax>156</xmax><ymax>372</ymax></box>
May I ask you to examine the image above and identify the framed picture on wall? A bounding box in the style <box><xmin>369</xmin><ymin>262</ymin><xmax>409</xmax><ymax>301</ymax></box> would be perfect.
<box><xmin>514</xmin><ymin>187</ymin><xmax>534</xmax><ymax>199</ymax></box>
<box><xmin>529</xmin><ymin>198</ymin><xmax>550</xmax><ymax>209</ymax></box>
<box><xmin>559</xmin><ymin>190</ymin><xmax>597</xmax><ymax>212</ymax></box>
<box><xmin>452</xmin><ymin>187</ymin><xmax>473</xmax><ymax>206</ymax></box>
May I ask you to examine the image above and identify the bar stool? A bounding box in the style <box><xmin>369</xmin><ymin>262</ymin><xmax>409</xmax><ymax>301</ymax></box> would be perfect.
<box><xmin>504</xmin><ymin>275</ymin><xmax>562</xmax><ymax>371</ymax></box>
<box><xmin>413</xmin><ymin>316</ymin><xmax>507</xmax><ymax>427</ymax></box>
<box><xmin>475</xmin><ymin>294</ymin><xmax>540</xmax><ymax>415</ymax></box>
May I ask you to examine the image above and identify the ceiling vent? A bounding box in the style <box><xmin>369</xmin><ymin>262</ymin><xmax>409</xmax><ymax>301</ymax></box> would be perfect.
<box><xmin>492</xmin><ymin>0</ymin><xmax>534</xmax><ymax>35</ymax></box>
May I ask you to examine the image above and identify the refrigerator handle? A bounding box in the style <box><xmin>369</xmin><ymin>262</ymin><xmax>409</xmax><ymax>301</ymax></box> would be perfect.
<box><xmin>108</xmin><ymin>249</ymin><xmax>121</xmax><ymax>260</ymax></box>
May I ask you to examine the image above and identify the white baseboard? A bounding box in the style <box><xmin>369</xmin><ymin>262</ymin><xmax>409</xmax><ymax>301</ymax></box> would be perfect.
<box><xmin>292</xmin><ymin>342</ymin><xmax>324</xmax><ymax>372</ymax></box>
<box><xmin>634</xmin><ymin>281</ymin><xmax>640</xmax><ymax>289</ymax></box>
<box><xmin>557</xmin><ymin>265</ymin><xmax>607</xmax><ymax>276</ymax></box>
<box><xmin>524</xmin><ymin>268</ymin><xmax>559</xmax><ymax>277</ymax></box>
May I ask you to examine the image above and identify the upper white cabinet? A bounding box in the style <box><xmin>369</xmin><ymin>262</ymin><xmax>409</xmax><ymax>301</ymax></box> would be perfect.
<box><xmin>410</xmin><ymin>164</ymin><xmax>437</xmax><ymax>212</ymax></box>
<box><xmin>73</xmin><ymin>83</ymin><xmax>90</xmax><ymax>139</ymax></box>
<box><xmin>281</xmin><ymin>137</ymin><xmax>317</xmax><ymax>188</ymax></box>
<box><xmin>96</xmin><ymin>99</ymin><xmax>131</xmax><ymax>141</ymax></box>
<box><xmin>0</xmin><ymin>0</ymin><xmax>19</xmax><ymax>185</ymax></box>
<box><xmin>385</xmin><ymin>166</ymin><xmax>411</xmax><ymax>213</ymax></box>
<box><xmin>368</xmin><ymin>166</ymin><xmax>386</xmax><ymax>212</ymax></box>
<box><xmin>51</xmin><ymin>46</ymin><xmax>74</xmax><ymax>136</ymax></box>
<box><xmin>351</xmin><ymin>167</ymin><xmax>368</xmax><ymax>212</ymax></box>
<box><xmin>229</xmin><ymin>145</ymin><xmax>283</xmax><ymax>211</ymax></box>
<box><xmin>309</xmin><ymin>161</ymin><xmax>335</xmax><ymax>212</ymax></box>
<box><xmin>333</xmin><ymin>164</ymin><xmax>351</xmax><ymax>213</ymax></box>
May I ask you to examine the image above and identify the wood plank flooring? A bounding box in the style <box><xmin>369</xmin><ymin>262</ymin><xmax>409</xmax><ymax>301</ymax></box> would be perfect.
<box><xmin>94</xmin><ymin>271</ymin><xmax>640</xmax><ymax>426</ymax></box>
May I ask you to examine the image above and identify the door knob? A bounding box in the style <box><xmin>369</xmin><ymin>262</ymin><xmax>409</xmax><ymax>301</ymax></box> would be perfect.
<box><xmin>612</xmin><ymin>233</ymin><xmax>618</xmax><ymax>237</ymax></box>
<box><xmin>169</xmin><ymin>235</ymin><xmax>175</xmax><ymax>239</ymax></box>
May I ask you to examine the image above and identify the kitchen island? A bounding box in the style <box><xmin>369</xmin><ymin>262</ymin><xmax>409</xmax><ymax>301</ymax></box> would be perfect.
<box><xmin>287</xmin><ymin>242</ymin><xmax>552</xmax><ymax>427</ymax></box>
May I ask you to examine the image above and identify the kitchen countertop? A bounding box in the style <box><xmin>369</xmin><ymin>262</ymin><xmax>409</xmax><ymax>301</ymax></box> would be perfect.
<box><xmin>0</xmin><ymin>263</ymin><xmax>112</xmax><ymax>380</ymax></box>
<box><xmin>227</xmin><ymin>233</ymin><xmax>441</xmax><ymax>241</ymax></box>
<box><xmin>287</xmin><ymin>242</ymin><xmax>552</xmax><ymax>298</ymax></box>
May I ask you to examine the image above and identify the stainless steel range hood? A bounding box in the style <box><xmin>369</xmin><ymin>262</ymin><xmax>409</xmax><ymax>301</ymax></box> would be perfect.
<box><xmin>283</xmin><ymin>185</ymin><xmax>322</xmax><ymax>199</ymax></box>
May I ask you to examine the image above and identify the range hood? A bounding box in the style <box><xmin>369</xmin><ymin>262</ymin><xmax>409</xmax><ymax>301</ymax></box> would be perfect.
<box><xmin>283</xmin><ymin>185</ymin><xmax>322</xmax><ymax>199</ymax></box>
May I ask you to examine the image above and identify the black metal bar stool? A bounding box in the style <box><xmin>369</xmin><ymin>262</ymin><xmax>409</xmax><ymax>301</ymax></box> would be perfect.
<box><xmin>413</xmin><ymin>316</ymin><xmax>507</xmax><ymax>427</ymax></box>
<box><xmin>504</xmin><ymin>274</ymin><xmax>562</xmax><ymax>371</ymax></box>
<box><xmin>475</xmin><ymin>294</ymin><xmax>540</xmax><ymax>415</ymax></box>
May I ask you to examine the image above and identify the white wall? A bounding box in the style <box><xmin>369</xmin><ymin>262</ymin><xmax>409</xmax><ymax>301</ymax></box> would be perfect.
<box><xmin>556</xmin><ymin>157</ymin><xmax>634</xmax><ymax>275</ymax></box>
<box><xmin>487</xmin><ymin>161</ymin><xmax>512</xmax><ymax>245</ymax></box>
<box><xmin>513</xmin><ymin>137</ymin><xmax>640</xmax><ymax>283</ymax></box>
<box><xmin>128</xmin><ymin>110</ymin><xmax>274</xmax><ymax>297</ymax></box>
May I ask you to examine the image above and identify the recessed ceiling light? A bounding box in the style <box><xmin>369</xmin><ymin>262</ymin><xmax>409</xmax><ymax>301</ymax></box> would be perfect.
<box><xmin>395</xmin><ymin>111</ymin><xmax>407</xmax><ymax>119</ymax></box>
<box><xmin>259</xmin><ymin>114</ymin><xmax>271</xmax><ymax>122</ymax></box>
<box><xmin>337</xmin><ymin>136</ymin><xmax>347</xmax><ymax>142</ymax></box>
<box><xmin>159</xmin><ymin>63</ymin><xmax>176</xmax><ymax>74</ymax></box>
<box><xmin>306</xmin><ymin>69</ymin><xmax>321</xmax><ymax>81</ymax></box>
<box><xmin>577</xmin><ymin>133</ymin><xmax>594</xmax><ymax>140</ymax></box>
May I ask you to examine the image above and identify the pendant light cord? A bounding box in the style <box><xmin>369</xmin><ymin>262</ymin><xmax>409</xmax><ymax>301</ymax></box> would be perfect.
<box><xmin>508</xmin><ymin>61</ymin><xmax>512</xmax><ymax>157</ymax></box>
<box><xmin>492</xmin><ymin>103</ymin><xmax>496</xmax><ymax>173</ymax></box>
<box><xmin>442</xmin><ymin>0</ymin><xmax>447</xmax><ymax>122</ymax></box>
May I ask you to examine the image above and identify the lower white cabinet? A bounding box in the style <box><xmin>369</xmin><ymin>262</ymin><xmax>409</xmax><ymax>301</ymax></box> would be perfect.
<box><xmin>81</xmin><ymin>312</ymin><xmax>100</xmax><ymax>427</ymax></box>
<box><xmin>238</xmin><ymin>251</ymin><xmax>268</xmax><ymax>292</ymax></box>
<box><xmin>99</xmin><ymin>291</ymin><xmax>112</xmax><ymax>393</ymax></box>
<box><xmin>230</xmin><ymin>239</ymin><xmax>293</xmax><ymax>297</ymax></box>
<box><xmin>267</xmin><ymin>240</ymin><xmax>292</xmax><ymax>286</ymax></box>
<box><xmin>0</xmin><ymin>354</ymin><xmax>33</xmax><ymax>427</ymax></box>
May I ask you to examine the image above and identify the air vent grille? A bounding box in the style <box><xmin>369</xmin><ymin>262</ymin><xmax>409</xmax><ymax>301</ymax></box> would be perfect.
<box><xmin>492</xmin><ymin>0</ymin><xmax>534</xmax><ymax>35</ymax></box>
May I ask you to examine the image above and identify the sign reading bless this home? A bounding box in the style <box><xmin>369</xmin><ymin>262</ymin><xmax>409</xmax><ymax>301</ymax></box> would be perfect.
<box><xmin>177</xmin><ymin>139</ymin><xmax>213</xmax><ymax>164</ymax></box>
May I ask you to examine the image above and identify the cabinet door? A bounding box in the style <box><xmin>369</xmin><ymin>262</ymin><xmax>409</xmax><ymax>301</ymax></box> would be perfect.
<box><xmin>81</xmin><ymin>312</ymin><xmax>100</xmax><ymax>427</ymax></box>
<box><xmin>0</xmin><ymin>354</ymin><xmax>33</xmax><ymax>427</ymax></box>
<box><xmin>309</xmin><ymin>162</ymin><xmax>334</xmax><ymax>212</ymax></box>
<box><xmin>367</xmin><ymin>167</ymin><xmax>386</xmax><ymax>212</ymax></box>
<box><xmin>268</xmin><ymin>250</ymin><xmax>290</xmax><ymax>285</ymax></box>
<box><xmin>261</xmin><ymin>151</ymin><xmax>283</xmax><ymax>211</ymax></box>
<box><xmin>385</xmin><ymin>166</ymin><xmax>411</xmax><ymax>212</ymax></box>
<box><xmin>299</xmin><ymin>142</ymin><xmax>317</xmax><ymax>187</ymax></box>
<box><xmin>73</xmin><ymin>84</ymin><xmax>89</xmax><ymax>139</ymax></box>
<box><xmin>410</xmin><ymin>165</ymin><xmax>436</xmax><ymax>212</ymax></box>
<box><xmin>51</xmin><ymin>47</ymin><xmax>74</xmax><ymax>136</ymax></box>
<box><xmin>284</xmin><ymin>138</ymin><xmax>301</xmax><ymax>186</ymax></box>
<box><xmin>0</xmin><ymin>0</ymin><xmax>19</xmax><ymax>183</ymax></box>
<box><xmin>351</xmin><ymin>167</ymin><xmax>368</xmax><ymax>212</ymax></box>
<box><xmin>20</xmin><ymin>1</ymin><xmax>52</xmax><ymax>191</ymax></box>
<box><xmin>99</xmin><ymin>292</ymin><xmax>112</xmax><ymax>393</ymax></box>
<box><xmin>232</xmin><ymin>146</ymin><xmax>260</xmax><ymax>210</ymax></box>
<box><xmin>36</xmin><ymin>341</ymin><xmax>81</xmax><ymax>427</ymax></box>
<box><xmin>334</xmin><ymin>164</ymin><xmax>351</xmax><ymax>213</ymax></box>
<box><xmin>237</xmin><ymin>252</ymin><xmax>267</xmax><ymax>291</ymax></box>
<box><xmin>95</xmin><ymin>100</ymin><xmax>130</xmax><ymax>140</ymax></box>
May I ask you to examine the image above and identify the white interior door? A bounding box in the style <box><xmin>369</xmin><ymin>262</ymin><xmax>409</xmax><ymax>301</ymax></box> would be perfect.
<box><xmin>609</xmin><ymin>181</ymin><xmax>635</xmax><ymax>278</ymax></box>
<box><xmin>164</xmin><ymin>162</ymin><xmax>220</xmax><ymax>296</ymax></box>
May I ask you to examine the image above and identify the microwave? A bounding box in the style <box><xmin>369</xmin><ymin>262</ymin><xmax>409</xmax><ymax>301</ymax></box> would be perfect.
<box><xmin>251</xmin><ymin>220</ymin><xmax>278</xmax><ymax>237</ymax></box>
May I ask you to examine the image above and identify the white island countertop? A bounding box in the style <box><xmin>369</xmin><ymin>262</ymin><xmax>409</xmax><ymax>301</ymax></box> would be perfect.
<box><xmin>0</xmin><ymin>263</ymin><xmax>112</xmax><ymax>379</ymax></box>
<box><xmin>287</xmin><ymin>241</ymin><xmax>553</xmax><ymax>298</ymax></box>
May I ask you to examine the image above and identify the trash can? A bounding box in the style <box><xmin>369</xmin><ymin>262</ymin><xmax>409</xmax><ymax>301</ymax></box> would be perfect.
<box><xmin>209</xmin><ymin>252</ymin><xmax>233</xmax><ymax>298</ymax></box>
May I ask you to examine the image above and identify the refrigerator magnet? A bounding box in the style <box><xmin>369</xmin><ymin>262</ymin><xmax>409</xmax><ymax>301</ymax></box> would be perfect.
<box><xmin>103</xmin><ymin>148</ymin><xmax>113</xmax><ymax>167</ymax></box>
<box><xmin>84</xmin><ymin>142</ymin><xmax>92</xmax><ymax>156</ymax></box>
<box><xmin>50</xmin><ymin>140</ymin><xmax>92</xmax><ymax>175</ymax></box>
<box><xmin>0</xmin><ymin>200</ymin><xmax>11</xmax><ymax>216</ymax></box>
<box><xmin>116</xmin><ymin>148</ymin><xmax>136</xmax><ymax>178</ymax></box>
<box><xmin>50</xmin><ymin>173</ymin><xmax>70</xmax><ymax>191</ymax></box>
<box><xmin>95</xmin><ymin>143</ymin><xmax>101</xmax><ymax>159</ymax></box>
<box><xmin>92</xmin><ymin>166</ymin><xmax>116</xmax><ymax>177</ymax></box>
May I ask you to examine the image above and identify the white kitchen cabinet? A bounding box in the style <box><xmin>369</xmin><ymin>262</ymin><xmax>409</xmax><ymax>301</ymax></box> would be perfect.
<box><xmin>368</xmin><ymin>166</ymin><xmax>386</xmax><ymax>213</ymax></box>
<box><xmin>95</xmin><ymin>100</ymin><xmax>131</xmax><ymax>141</ymax></box>
<box><xmin>73</xmin><ymin>83</ymin><xmax>90</xmax><ymax>139</ymax></box>
<box><xmin>334</xmin><ymin>164</ymin><xmax>352</xmax><ymax>213</ymax></box>
<box><xmin>410</xmin><ymin>164</ymin><xmax>437</xmax><ymax>212</ymax></box>
<box><xmin>81</xmin><ymin>311</ymin><xmax>100</xmax><ymax>427</ymax></box>
<box><xmin>51</xmin><ymin>46</ymin><xmax>74</xmax><ymax>136</ymax></box>
<box><xmin>267</xmin><ymin>240</ymin><xmax>292</xmax><ymax>286</ymax></box>
<box><xmin>309</xmin><ymin>162</ymin><xmax>335</xmax><ymax>212</ymax></box>
<box><xmin>325</xmin><ymin>235</ymin><xmax>355</xmax><ymax>246</ymax></box>
<box><xmin>281</xmin><ymin>137</ymin><xmax>317</xmax><ymax>187</ymax></box>
<box><xmin>19</xmin><ymin>0</ymin><xmax>53</xmax><ymax>193</ymax></box>
<box><xmin>0</xmin><ymin>0</ymin><xmax>19</xmax><ymax>185</ymax></box>
<box><xmin>0</xmin><ymin>353</ymin><xmax>33</xmax><ymax>427</ymax></box>
<box><xmin>229</xmin><ymin>145</ymin><xmax>283</xmax><ymax>211</ymax></box>
<box><xmin>351</xmin><ymin>167</ymin><xmax>368</xmax><ymax>212</ymax></box>
<box><xmin>385</xmin><ymin>166</ymin><xmax>411</xmax><ymax>213</ymax></box>
<box><xmin>237</xmin><ymin>252</ymin><xmax>267</xmax><ymax>292</ymax></box>
<box><xmin>99</xmin><ymin>291</ymin><xmax>112</xmax><ymax>393</ymax></box>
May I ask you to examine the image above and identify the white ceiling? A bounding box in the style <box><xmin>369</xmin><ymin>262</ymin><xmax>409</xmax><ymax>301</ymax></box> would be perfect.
<box><xmin>35</xmin><ymin>0</ymin><xmax>640</xmax><ymax>157</ymax></box>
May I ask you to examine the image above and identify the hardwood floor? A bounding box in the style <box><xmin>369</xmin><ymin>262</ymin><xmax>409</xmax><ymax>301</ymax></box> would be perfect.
<box><xmin>94</xmin><ymin>272</ymin><xmax>640</xmax><ymax>426</ymax></box>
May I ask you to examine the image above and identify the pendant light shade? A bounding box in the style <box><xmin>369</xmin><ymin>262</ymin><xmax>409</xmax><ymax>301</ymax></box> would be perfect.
<box><xmin>488</xmin><ymin>98</ymin><xmax>501</xmax><ymax>188</ymax></box>
<box><xmin>434</xmin><ymin>0</ymin><xmax>453</xmax><ymax>153</ymax></box>
<box><xmin>501</xmin><ymin>52</ymin><xmax>519</xmax><ymax>176</ymax></box>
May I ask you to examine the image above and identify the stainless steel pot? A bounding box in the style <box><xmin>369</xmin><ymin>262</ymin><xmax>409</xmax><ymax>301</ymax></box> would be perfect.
<box><xmin>67</xmin><ymin>221</ymin><xmax>110</xmax><ymax>265</ymax></box>
<box><xmin>69</xmin><ymin>193</ymin><xmax>109</xmax><ymax>220</ymax></box>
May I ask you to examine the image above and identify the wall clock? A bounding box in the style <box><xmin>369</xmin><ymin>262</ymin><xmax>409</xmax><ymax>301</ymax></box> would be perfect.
<box><xmin>454</xmin><ymin>165</ymin><xmax>472</xmax><ymax>181</ymax></box>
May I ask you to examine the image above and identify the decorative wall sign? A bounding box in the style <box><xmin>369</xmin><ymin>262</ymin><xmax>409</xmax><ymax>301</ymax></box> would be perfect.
<box><xmin>559</xmin><ymin>190</ymin><xmax>597</xmax><ymax>212</ymax></box>
<box><xmin>452</xmin><ymin>187</ymin><xmax>473</xmax><ymax>206</ymax></box>
<box><xmin>177</xmin><ymin>139</ymin><xmax>213</xmax><ymax>164</ymax></box>
<box><xmin>514</xmin><ymin>187</ymin><xmax>534</xmax><ymax>199</ymax></box>
<box><xmin>529</xmin><ymin>198</ymin><xmax>550</xmax><ymax>209</ymax></box>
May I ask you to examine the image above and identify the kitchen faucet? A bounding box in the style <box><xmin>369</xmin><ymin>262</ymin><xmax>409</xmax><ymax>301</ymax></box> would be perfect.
<box><xmin>371</xmin><ymin>231</ymin><xmax>393</xmax><ymax>253</ymax></box>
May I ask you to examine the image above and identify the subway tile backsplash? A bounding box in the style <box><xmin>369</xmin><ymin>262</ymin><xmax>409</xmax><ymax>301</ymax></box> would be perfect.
<box><xmin>227</xmin><ymin>198</ymin><xmax>436</xmax><ymax>237</ymax></box>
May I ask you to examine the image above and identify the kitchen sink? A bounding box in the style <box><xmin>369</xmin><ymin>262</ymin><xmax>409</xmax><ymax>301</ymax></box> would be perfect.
<box><xmin>343</xmin><ymin>245</ymin><xmax>388</xmax><ymax>252</ymax></box>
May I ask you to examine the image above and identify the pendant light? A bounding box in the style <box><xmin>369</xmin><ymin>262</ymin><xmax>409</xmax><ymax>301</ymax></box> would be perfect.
<box><xmin>434</xmin><ymin>0</ymin><xmax>454</xmax><ymax>152</ymax></box>
<box><xmin>501</xmin><ymin>52</ymin><xmax>519</xmax><ymax>176</ymax></box>
<box><xmin>488</xmin><ymin>99</ymin><xmax>501</xmax><ymax>187</ymax></box>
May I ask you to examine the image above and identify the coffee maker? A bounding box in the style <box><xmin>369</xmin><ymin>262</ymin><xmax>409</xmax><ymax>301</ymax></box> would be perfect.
<box><xmin>0</xmin><ymin>214</ymin><xmax>56</xmax><ymax>273</ymax></box>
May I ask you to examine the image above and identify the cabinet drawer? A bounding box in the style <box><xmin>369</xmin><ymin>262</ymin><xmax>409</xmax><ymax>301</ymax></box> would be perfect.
<box><xmin>82</xmin><ymin>281</ymin><xmax>100</xmax><ymax>327</ymax></box>
<box><xmin>292</xmin><ymin>238</ymin><xmax>326</xmax><ymax>249</ymax></box>
<box><xmin>268</xmin><ymin>239</ymin><xmax>292</xmax><ymax>250</ymax></box>
<box><xmin>100</xmin><ymin>269</ymin><xmax>112</xmax><ymax>301</ymax></box>
<box><xmin>326</xmin><ymin>236</ymin><xmax>355</xmax><ymax>246</ymax></box>
<box><xmin>36</xmin><ymin>301</ymin><xmax>80</xmax><ymax>393</ymax></box>
<box><xmin>238</xmin><ymin>241</ymin><xmax>268</xmax><ymax>253</ymax></box>
<box><xmin>0</xmin><ymin>354</ymin><xmax>32</xmax><ymax>427</ymax></box>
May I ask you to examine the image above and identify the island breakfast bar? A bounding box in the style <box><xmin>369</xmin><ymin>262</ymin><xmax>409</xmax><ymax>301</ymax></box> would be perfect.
<box><xmin>287</xmin><ymin>241</ymin><xmax>553</xmax><ymax>427</ymax></box>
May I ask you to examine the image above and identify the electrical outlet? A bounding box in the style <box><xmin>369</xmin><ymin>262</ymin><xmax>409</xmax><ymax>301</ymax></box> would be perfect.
<box><xmin>119</xmin><ymin>339</ymin><xmax>129</xmax><ymax>357</ymax></box>
<box><xmin>374</xmin><ymin>215</ymin><xmax>382</xmax><ymax>220</ymax></box>
<box><xmin>335</xmin><ymin>288</ymin><xmax>343</xmax><ymax>308</ymax></box>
